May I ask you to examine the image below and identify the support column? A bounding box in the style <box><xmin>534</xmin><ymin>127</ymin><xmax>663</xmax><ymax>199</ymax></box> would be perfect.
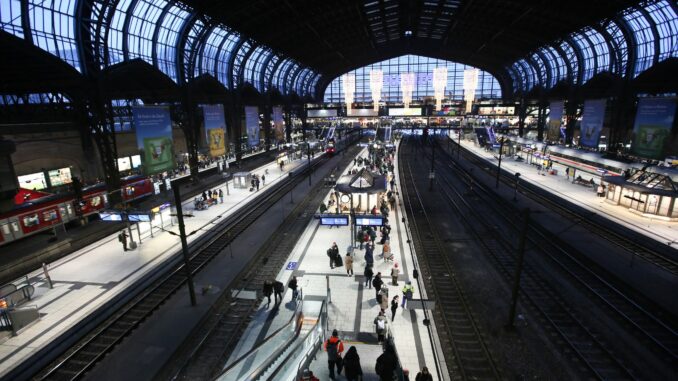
<box><xmin>89</xmin><ymin>93</ymin><xmax>122</xmax><ymax>207</ymax></box>
<box><xmin>536</xmin><ymin>102</ymin><xmax>547</xmax><ymax>141</ymax></box>
<box><xmin>262</xmin><ymin>100</ymin><xmax>272</xmax><ymax>152</ymax></box>
<box><xmin>0</xmin><ymin>140</ymin><xmax>18</xmax><ymax>212</ymax></box>
<box><xmin>517</xmin><ymin>99</ymin><xmax>527</xmax><ymax>138</ymax></box>
<box><xmin>180</xmin><ymin>91</ymin><xmax>201</xmax><ymax>184</ymax></box>
<box><xmin>565</xmin><ymin>99</ymin><xmax>578</xmax><ymax>146</ymax></box>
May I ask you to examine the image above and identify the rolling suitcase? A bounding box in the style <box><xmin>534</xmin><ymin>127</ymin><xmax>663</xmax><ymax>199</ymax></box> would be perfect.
<box><xmin>334</xmin><ymin>254</ymin><xmax>343</xmax><ymax>267</ymax></box>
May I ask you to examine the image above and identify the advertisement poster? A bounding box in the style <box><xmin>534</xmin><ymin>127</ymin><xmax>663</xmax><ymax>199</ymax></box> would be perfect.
<box><xmin>245</xmin><ymin>106</ymin><xmax>260</xmax><ymax>147</ymax></box>
<box><xmin>202</xmin><ymin>104</ymin><xmax>227</xmax><ymax>157</ymax></box>
<box><xmin>133</xmin><ymin>106</ymin><xmax>174</xmax><ymax>175</ymax></box>
<box><xmin>631</xmin><ymin>98</ymin><xmax>677</xmax><ymax>159</ymax></box>
<box><xmin>273</xmin><ymin>106</ymin><xmax>284</xmax><ymax>142</ymax></box>
<box><xmin>579</xmin><ymin>99</ymin><xmax>606</xmax><ymax>148</ymax></box>
<box><xmin>547</xmin><ymin>101</ymin><xmax>564</xmax><ymax>142</ymax></box>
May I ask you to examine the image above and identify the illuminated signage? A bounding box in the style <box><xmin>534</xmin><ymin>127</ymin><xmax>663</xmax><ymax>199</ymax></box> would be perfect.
<box><xmin>319</xmin><ymin>214</ymin><xmax>350</xmax><ymax>226</ymax></box>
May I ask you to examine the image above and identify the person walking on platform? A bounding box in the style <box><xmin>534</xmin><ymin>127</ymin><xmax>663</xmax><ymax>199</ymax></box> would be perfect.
<box><xmin>372</xmin><ymin>272</ymin><xmax>384</xmax><ymax>299</ymax></box>
<box><xmin>379</xmin><ymin>287</ymin><xmax>389</xmax><ymax>311</ymax></box>
<box><xmin>118</xmin><ymin>231</ymin><xmax>129</xmax><ymax>251</ymax></box>
<box><xmin>255</xmin><ymin>175</ymin><xmax>260</xmax><ymax>191</ymax></box>
<box><xmin>391</xmin><ymin>295</ymin><xmax>399</xmax><ymax>321</ymax></box>
<box><xmin>262</xmin><ymin>174</ymin><xmax>266</xmax><ymax>186</ymax></box>
<box><xmin>390</xmin><ymin>178</ymin><xmax>395</xmax><ymax>191</ymax></box>
<box><xmin>263</xmin><ymin>280</ymin><xmax>273</xmax><ymax>307</ymax></box>
<box><xmin>401</xmin><ymin>281</ymin><xmax>415</xmax><ymax>308</ymax></box>
<box><xmin>324</xmin><ymin>329</ymin><xmax>345</xmax><ymax>380</ymax></box>
<box><xmin>374</xmin><ymin>311</ymin><xmax>389</xmax><ymax>343</ymax></box>
<box><xmin>328</xmin><ymin>242</ymin><xmax>339</xmax><ymax>269</ymax></box>
<box><xmin>390</xmin><ymin>263</ymin><xmax>399</xmax><ymax>285</ymax></box>
<box><xmin>365</xmin><ymin>244</ymin><xmax>374</xmax><ymax>268</ymax></box>
<box><xmin>345</xmin><ymin>252</ymin><xmax>353</xmax><ymax>276</ymax></box>
<box><xmin>364</xmin><ymin>265</ymin><xmax>374</xmax><ymax>288</ymax></box>
<box><xmin>218</xmin><ymin>188</ymin><xmax>223</xmax><ymax>203</ymax></box>
<box><xmin>415</xmin><ymin>366</ymin><xmax>433</xmax><ymax>381</ymax></box>
<box><xmin>565</xmin><ymin>167</ymin><xmax>570</xmax><ymax>181</ymax></box>
<box><xmin>375</xmin><ymin>343</ymin><xmax>398</xmax><ymax>380</ymax></box>
<box><xmin>288</xmin><ymin>276</ymin><xmax>298</xmax><ymax>301</ymax></box>
<box><xmin>342</xmin><ymin>346</ymin><xmax>363</xmax><ymax>381</ymax></box>
<box><xmin>273</xmin><ymin>279</ymin><xmax>284</xmax><ymax>304</ymax></box>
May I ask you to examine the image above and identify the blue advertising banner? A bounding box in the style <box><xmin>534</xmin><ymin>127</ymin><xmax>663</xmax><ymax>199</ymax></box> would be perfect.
<box><xmin>273</xmin><ymin>106</ymin><xmax>284</xmax><ymax>142</ymax></box>
<box><xmin>547</xmin><ymin>101</ymin><xmax>564</xmax><ymax>141</ymax></box>
<box><xmin>579</xmin><ymin>99</ymin><xmax>606</xmax><ymax>148</ymax></box>
<box><xmin>631</xmin><ymin>98</ymin><xmax>677</xmax><ymax>159</ymax></box>
<box><xmin>202</xmin><ymin>104</ymin><xmax>227</xmax><ymax>157</ymax></box>
<box><xmin>133</xmin><ymin>106</ymin><xmax>174</xmax><ymax>175</ymax></box>
<box><xmin>245</xmin><ymin>106</ymin><xmax>260</xmax><ymax>147</ymax></box>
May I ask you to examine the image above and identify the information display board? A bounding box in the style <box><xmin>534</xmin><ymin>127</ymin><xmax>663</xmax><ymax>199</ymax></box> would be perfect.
<box><xmin>355</xmin><ymin>215</ymin><xmax>384</xmax><ymax>226</ymax></box>
<box><xmin>319</xmin><ymin>214</ymin><xmax>350</xmax><ymax>226</ymax></box>
<box><xmin>388</xmin><ymin>107</ymin><xmax>422</xmax><ymax>116</ymax></box>
<box><xmin>99</xmin><ymin>211</ymin><xmax>123</xmax><ymax>221</ymax></box>
<box><xmin>18</xmin><ymin>172</ymin><xmax>47</xmax><ymax>190</ymax></box>
<box><xmin>128</xmin><ymin>213</ymin><xmax>151</xmax><ymax>222</ymax></box>
<box><xmin>307</xmin><ymin>109</ymin><xmax>338</xmax><ymax>118</ymax></box>
<box><xmin>47</xmin><ymin>167</ymin><xmax>72</xmax><ymax>187</ymax></box>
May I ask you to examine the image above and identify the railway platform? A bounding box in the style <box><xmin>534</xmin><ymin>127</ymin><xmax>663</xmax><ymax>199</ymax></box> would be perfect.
<box><xmin>0</xmin><ymin>151</ymin><xmax>319</xmax><ymax>380</ymax></box>
<box><xmin>211</xmin><ymin>147</ymin><xmax>447</xmax><ymax>380</ymax></box>
<box><xmin>454</xmin><ymin>135</ymin><xmax>677</xmax><ymax>247</ymax></box>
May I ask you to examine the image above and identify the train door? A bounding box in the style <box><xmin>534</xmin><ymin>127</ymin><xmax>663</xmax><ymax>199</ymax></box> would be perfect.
<box><xmin>1</xmin><ymin>218</ymin><xmax>21</xmax><ymax>242</ymax></box>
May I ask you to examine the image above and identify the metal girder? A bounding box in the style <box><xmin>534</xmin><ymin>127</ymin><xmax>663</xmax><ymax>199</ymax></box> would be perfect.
<box><xmin>613</xmin><ymin>14</ymin><xmax>637</xmax><ymax>79</ymax></box>
<box><xmin>175</xmin><ymin>12</ymin><xmax>199</xmax><ymax>84</ymax></box>
<box><xmin>235</xmin><ymin>42</ymin><xmax>259</xmax><ymax>90</ymax></box>
<box><xmin>636</xmin><ymin>5</ymin><xmax>661</xmax><ymax>68</ymax></box>
<box><xmin>226</xmin><ymin>36</ymin><xmax>247</xmax><ymax>89</ymax></box>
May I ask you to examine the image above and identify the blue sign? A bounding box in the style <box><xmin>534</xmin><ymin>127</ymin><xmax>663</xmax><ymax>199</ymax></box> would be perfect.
<box><xmin>319</xmin><ymin>214</ymin><xmax>350</xmax><ymax>226</ymax></box>
<box><xmin>245</xmin><ymin>106</ymin><xmax>260</xmax><ymax>147</ymax></box>
<box><xmin>355</xmin><ymin>215</ymin><xmax>384</xmax><ymax>226</ymax></box>
<box><xmin>579</xmin><ymin>99</ymin><xmax>606</xmax><ymax>148</ymax></box>
<box><xmin>286</xmin><ymin>262</ymin><xmax>298</xmax><ymax>270</ymax></box>
<box><xmin>631</xmin><ymin>97</ymin><xmax>677</xmax><ymax>159</ymax></box>
<box><xmin>132</xmin><ymin>106</ymin><xmax>175</xmax><ymax>175</ymax></box>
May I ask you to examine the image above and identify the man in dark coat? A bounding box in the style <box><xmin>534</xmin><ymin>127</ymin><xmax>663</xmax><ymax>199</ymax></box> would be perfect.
<box><xmin>375</xmin><ymin>344</ymin><xmax>398</xmax><ymax>381</ymax></box>
<box><xmin>372</xmin><ymin>272</ymin><xmax>383</xmax><ymax>299</ymax></box>
<box><xmin>263</xmin><ymin>280</ymin><xmax>273</xmax><ymax>306</ymax></box>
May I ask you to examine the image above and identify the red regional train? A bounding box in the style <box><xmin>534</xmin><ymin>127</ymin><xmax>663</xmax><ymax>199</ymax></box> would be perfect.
<box><xmin>0</xmin><ymin>175</ymin><xmax>153</xmax><ymax>245</ymax></box>
<box><xmin>325</xmin><ymin>138</ymin><xmax>336</xmax><ymax>155</ymax></box>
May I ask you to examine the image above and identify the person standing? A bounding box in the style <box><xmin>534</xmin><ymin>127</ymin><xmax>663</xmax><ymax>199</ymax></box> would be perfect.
<box><xmin>375</xmin><ymin>344</ymin><xmax>398</xmax><ymax>381</ymax></box>
<box><xmin>288</xmin><ymin>276</ymin><xmax>298</xmax><ymax>301</ymax></box>
<box><xmin>263</xmin><ymin>280</ymin><xmax>273</xmax><ymax>306</ymax></box>
<box><xmin>261</xmin><ymin>174</ymin><xmax>266</xmax><ymax>185</ymax></box>
<box><xmin>373</xmin><ymin>311</ymin><xmax>388</xmax><ymax>343</ymax></box>
<box><xmin>324</xmin><ymin>329</ymin><xmax>345</xmax><ymax>380</ymax></box>
<box><xmin>273</xmin><ymin>279</ymin><xmax>284</xmax><ymax>304</ymax></box>
<box><xmin>343</xmin><ymin>346</ymin><xmax>363</xmax><ymax>381</ymax></box>
<box><xmin>345</xmin><ymin>252</ymin><xmax>353</xmax><ymax>276</ymax></box>
<box><xmin>218</xmin><ymin>188</ymin><xmax>224</xmax><ymax>203</ymax></box>
<box><xmin>364</xmin><ymin>265</ymin><xmax>374</xmax><ymax>288</ymax></box>
<box><xmin>118</xmin><ymin>231</ymin><xmax>128</xmax><ymax>251</ymax></box>
<box><xmin>415</xmin><ymin>366</ymin><xmax>433</xmax><ymax>381</ymax></box>
<box><xmin>365</xmin><ymin>242</ymin><xmax>374</xmax><ymax>267</ymax></box>
<box><xmin>390</xmin><ymin>263</ymin><xmax>399</xmax><ymax>285</ymax></box>
<box><xmin>390</xmin><ymin>295</ymin><xmax>399</xmax><ymax>321</ymax></box>
<box><xmin>379</xmin><ymin>287</ymin><xmax>389</xmax><ymax>311</ymax></box>
<box><xmin>255</xmin><ymin>176</ymin><xmax>260</xmax><ymax>191</ymax></box>
<box><xmin>372</xmin><ymin>272</ymin><xmax>383</xmax><ymax>299</ymax></box>
<box><xmin>401</xmin><ymin>281</ymin><xmax>415</xmax><ymax>308</ymax></box>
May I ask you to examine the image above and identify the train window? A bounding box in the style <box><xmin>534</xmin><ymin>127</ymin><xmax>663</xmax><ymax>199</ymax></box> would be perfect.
<box><xmin>11</xmin><ymin>222</ymin><xmax>19</xmax><ymax>232</ymax></box>
<box><xmin>23</xmin><ymin>214</ymin><xmax>40</xmax><ymax>227</ymax></box>
<box><xmin>59</xmin><ymin>207</ymin><xmax>66</xmax><ymax>218</ymax></box>
<box><xmin>125</xmin><ymin>186</ymin><xmax>135</xmax><ymax>196</ymax></box>
<box><xmin>43</xmin><ymin>210</ymin><xmax>58</xmax><ymax>222</ymax></box>
<box><xmin>1</xmin><ymin>224</ymin><xmax>9</xmax><ymax>235</ymax></box>
<box><xmin>90</xmin><ymin>196</ymin><xmax>101</xmax><ymax>206</ymax></box>
<box><xmin>66</xmin><ymin>204</ymin><xmax>73</xmax><ymax>215</ymax></box>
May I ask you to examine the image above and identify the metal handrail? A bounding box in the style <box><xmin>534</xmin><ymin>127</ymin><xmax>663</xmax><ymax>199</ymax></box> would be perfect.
<box><xmin>214</xmin><ymin>293</ymin><xmax>306</xmax><ymax>380</ymax></box>
<box><xmin>293</xmin><ymin>299</ymin><xmax>328</xmax><ymax>380</ymax></box>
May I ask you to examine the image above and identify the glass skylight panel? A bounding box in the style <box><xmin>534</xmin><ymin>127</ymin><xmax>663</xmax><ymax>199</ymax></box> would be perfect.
<box><xmin>646</xmin><ymin>0</ymin><xmax>678</xmax><ymax>61</ymax></box>
<box><xmin>623</xmin><ymin>9</ymin><xmax>656</xmax><ymax>76</ymax></box>
<box><xmin>0</xmin><ymin>0</ymin><xmax>25</xmax><ymax>38</ymax></box>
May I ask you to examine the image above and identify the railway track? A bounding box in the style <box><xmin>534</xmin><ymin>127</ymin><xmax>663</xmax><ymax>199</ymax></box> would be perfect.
<box><xmin>450</xmin><ymin>138</ymin><xmax>678</xmax><ymax>275</ymax></box>
<box><xmin>172</xmin><ymin>147</ymin><xmax>360</xmax><ymax>380</ymax></box>
<box><xmin>416</xmin><ymin>137</ymin><xmax>677</xmax><ymax>378</ymax></box>
<box><xmin>398</xmin><ymin>141</ymin><xmax>501</xmax><ymax>381</ymax></box>
<box><xmin>34</xmin><ymin>154</ymin><xmax>334</xmax><ymax>381</ymax></box>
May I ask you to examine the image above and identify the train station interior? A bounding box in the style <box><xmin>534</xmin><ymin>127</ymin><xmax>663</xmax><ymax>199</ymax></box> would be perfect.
<box><xmin>0</xmin><ymin>1</ymin><xmax>676</xmax><ymax>380</ymax></box>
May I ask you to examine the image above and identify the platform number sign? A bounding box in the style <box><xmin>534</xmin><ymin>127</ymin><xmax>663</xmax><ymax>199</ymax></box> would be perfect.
<box><xmin>286</xmin><ymin>262</ymin><xmax>298</xmax><ymax>270</ymax></box>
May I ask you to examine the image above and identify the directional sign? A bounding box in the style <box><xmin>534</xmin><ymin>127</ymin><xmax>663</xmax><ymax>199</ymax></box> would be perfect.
<box><xmin>286</xmin><ymin>261</ymin><xmax>298</xmax><ymax>270</ymax></box>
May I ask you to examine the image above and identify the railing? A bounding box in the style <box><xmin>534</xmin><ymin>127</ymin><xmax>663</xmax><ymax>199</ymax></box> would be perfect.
<box><xmin>213</xmin><ymin>293</ymin><xmax>307</xmax><ymax>381</ymax></box>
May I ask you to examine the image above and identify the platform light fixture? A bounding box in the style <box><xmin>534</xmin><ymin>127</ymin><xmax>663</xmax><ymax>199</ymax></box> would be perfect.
<box><xmin>401</xmin><ymin>72</ymin><xmax>415</xmax><ymax>109</ymax></box>
<box><xmin>342</xmin><ymin>73</ymin><xmax>356</xmax><ymax>114</ymax></box>
<box><xmin>369</xmin><ymin>69</ymin><xmax>383</xmax><ymax>112</ymax></box>
<box><xmin>432</xmin><ymin>67</ymin><xmax>448</xmax><ymax>111</ymax></box>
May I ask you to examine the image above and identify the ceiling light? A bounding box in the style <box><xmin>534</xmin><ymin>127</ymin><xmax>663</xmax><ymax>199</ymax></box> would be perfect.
<box><xmin>404</xmin><ymin>30</ymin><xmax>412</xmax><ymax>36</ymax></box>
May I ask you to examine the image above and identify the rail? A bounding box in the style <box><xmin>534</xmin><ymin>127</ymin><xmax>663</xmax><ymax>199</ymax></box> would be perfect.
<box><xmin>33</xmin><ymin>153</ymin><xmax>329</xmax><ymax>381</ymax></box>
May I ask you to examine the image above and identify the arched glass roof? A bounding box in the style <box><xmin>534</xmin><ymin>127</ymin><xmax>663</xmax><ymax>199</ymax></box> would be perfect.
<box><xmin>323</xmin><ymin>54</ymin><xmax>502</xmax><ymax>103</ymax></box>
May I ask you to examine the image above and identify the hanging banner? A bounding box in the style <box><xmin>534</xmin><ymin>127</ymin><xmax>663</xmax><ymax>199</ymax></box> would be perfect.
<box><xmin>202</xmin><ymin>104</ymin><xmax>227</xmax><ymax>158</ymax></box>
<box><xmin>547</xmin><ymin>101</ymin><xmax>564</xmax><ymax>142</ymax></box>
<box><xmin>579</xmin><ymin>99</ymin><xmax>606</xmax><ymax>148</ymax></box>
<box><xmin>631</xmin><ymin>98</ymin><xmax>677</xmax><ymax>159</ymax></box>
<box><xmin>273</xmin><ymin>106</ymin><xmax>284</xmax><ymax>142</ymax></box>
<box><xmin>133</xmin><ymin>106</ymin><xmax>174</xmax><ymax>175</ymax></box>
<box><xmin>245</xmin><ymin>106</ymin><xmax>260</xmax><ymax>147</ymax></box>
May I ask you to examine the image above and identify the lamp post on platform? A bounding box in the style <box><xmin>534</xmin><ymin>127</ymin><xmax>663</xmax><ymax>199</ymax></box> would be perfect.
<box><xmin>495</xmin><ymin>137</ymin><xmax>506</xmax><ymax>189</ymax></box>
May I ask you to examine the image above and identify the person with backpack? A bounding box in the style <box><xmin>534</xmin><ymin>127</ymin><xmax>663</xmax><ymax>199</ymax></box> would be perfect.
<box><xmin>273</xmin><ymin>280</ymin><xmax>284</xmax><ymax>304</ymax></box>
<box><xmin>288</xmin><ymin>276</ymin><xmax>298</xmax><ymax>301</ymax></box>
<box><xmin>372</xmin><ymin>272</ymin><xmax>383</xmax><ymax>299</ymax></box>
<box><xmin>342</xmin><ymin>346</ymin><xmax>363</xmax><ymax>381</ymax></box>
<box><xmin>324</xmin><ymin>329</ymin><xmax>345</xmax><ymax>380</ymax></box>
<box><xmin>401</xmin><ymin>281</ymin><xmax>415</xmax><ymax>308</ymax></box>
<box><xmin>263</xmin><ymin>280</ymin><xmax>273</xmax><ymax>307</ymax></box>
<box><xmin>373</xmin><ymin>311</ymin><xmax>389</xmax><ymax>343</ymax></box>
<box><xmin>364</xmin><ymin>265</ymin><xmax>374</xmax><ymax>288</ymax></box>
